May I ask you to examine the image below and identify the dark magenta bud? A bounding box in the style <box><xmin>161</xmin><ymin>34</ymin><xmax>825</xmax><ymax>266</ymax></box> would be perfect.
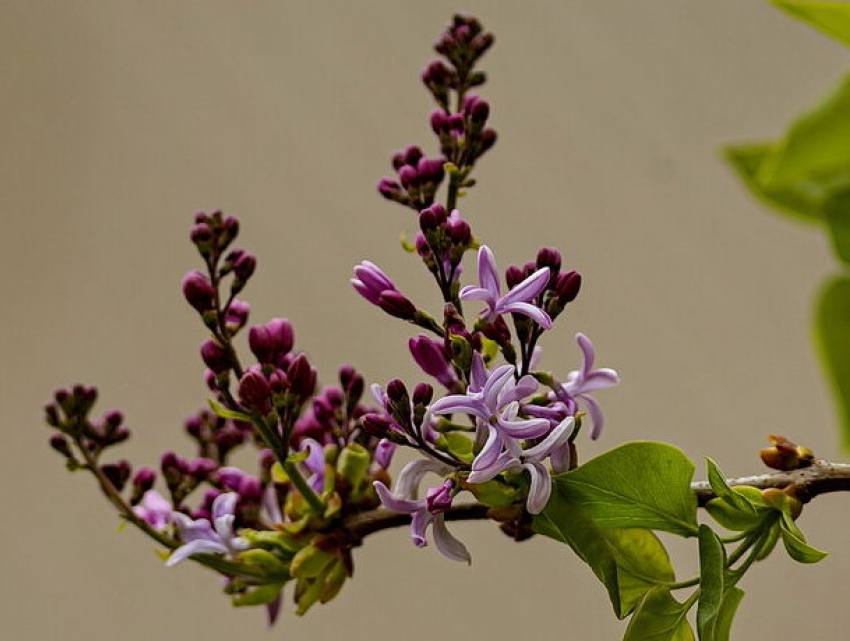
<box><xmin>412</xmin><ymin>382</ymin><xmax>434</xmax><ymax>407</ymax></box>
<box><xmin>430</xmin><ymin>109</ymin><xmax>449</xmax><ymax>134</ymax></box>
<box><xmin>464</xmin><ymin>96</ymin><xmax>490</xmax><ymax>123</ymax></box>
<box><xmin>391</xmin><ymin>151</ymin><xmax>406</xmax><ymax>170</ymax></box>
<box><xmin>238</xmin><ymin>370</ymin><xmax>272</xmax><ymax>414</ymax></box>
<box><xmin>239</xmin><ymin>477</ymin><xmax>264</xmax><ymax>503</ymax></box>
<box><xmin>338</xmin><ymin>365</ymin><xmax>357</xmax><ymax>389</ymax></box>
<box><xmin>200</xmin><ymin>339</ymin><xmax>229</xmax><ymax>374</ymax></box>
<box><xmin>536</xmin><ymin>247</ymin><xmax>562</xmax><ymax>275</ymax></box>
<box><xmin>267</xmin><ymin>318</ymin><xmax>294</xmax><ymax>355</ymax></box>
<box><xmin>188</xmin><ymin>457</ymin><xmax>217</xmax><ymax>480</ymax></box>
<box><xmin>190</xmin><ymin>223</ymin><xmax>214</xmax><ymax>250</ymax></box>
<box><xmin>480</xmin><ymin>128</ymin><xmax>497</xmax><ymax>152</ymax></box>
<box><xmin>130</xmin><ymin>467</ymin><xmax>156</xmax><ymax>505</ymax></box>
<box><xmin>182</xmin><ymin>270</ymin><xmax>216</xmax><ymax>313</ymax></box>
<box><xmin>49</xmin><ymin>434</ymin><xmax>73</xmax><ymax>458</ymax></box>
<box><xmin>505</xmin><ymin>265</ymin><xmax>525</xmax><ymax>289</ymax></box>
<box><xmin>378</xmin><ymin>291</ymin><xmax>417</xmax><ymax>320</ymax></box>
<box><xmin>378</xmin><ymin>178</ymin><xmax>403</xmax><ymax>200</ymax></box>
<box><xmin>360</xmin><ymin>413</ymin><xmax>392</xmax><ymax>436</ymax></box>
<box><xmin>555</xmin><ymin>270</ymin><xmax>582</xmax><ymax>303</ymax></box>
<box><xmin>233</xmin><ymin>252</ymin><xmax>257</xmax><ymax>282</ymax></box>
<box><xmin>225</xmin><ymin>300</ymin><xmax>250</xmax><ymax>332</ymax></box>
<box><xmin>398</xmin><ymin>165</ymin><xmax>419</xmax><ymax>189</ymax></box>
<box><xmin>102</xmin><ymin>460</ymin><xmax>132</xmax><ymax>492</ymax></box>
<box><xmin>403</xmin><ymin>145</ymin><xmax>423</xmax><ymax>166</ymax></box>
<box><xmin>417</xmin><ymin>158</ymin><xmax>445</xmax><ymax>182</ymax></box>
<box><xmin>287</xmin><ymin>354</ymin><xmax>315</xmax><ymax>397</ymax></box>
<box><xmin>447</xmin><ymin>218</ymin><xmax>471</xmax><ymax>245</ymax></box>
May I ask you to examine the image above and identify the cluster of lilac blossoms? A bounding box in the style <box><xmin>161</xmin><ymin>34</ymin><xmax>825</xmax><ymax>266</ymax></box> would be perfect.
<box><xmin>43</xmin><ymin>13</ymin><xmax>619</xmax><ymax>625</ymax></box>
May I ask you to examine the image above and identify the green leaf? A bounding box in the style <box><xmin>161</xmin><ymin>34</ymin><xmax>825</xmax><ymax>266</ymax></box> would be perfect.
<box><xmin>724</xmin><ymin>143</ymin><xmax>823</xmax><ymax>223</ymax></box>
<box><xmin>779</xmin><ymin>514</ymin><xmax>828</xmax><ymax>563</ymax></box>
<box><xmin>712</xmin><ymin>587</ymin><xmax>745</xmax><ymax>641</ymax></box>
<box><xmin>437</xmin><ymin>432</ymin><xmax>475</xmax><ymax>463</ymax></box>
<box><xmin>705</xmin><ymin>459</ymin><xmax>756</xmax><ymax>515</ymax></box>
<box><xmin>534</xmin><ymin>492</ymin><xmax>674</xmax><ymax>619</ymax></box>
<box><xmin>824</xmin><ymin>188</ymin><xmax>850</xmax><ymax>264</ymax></box>
<box><xmin>697</xmin><ymin>525</ymin><xmax>727</xmax><ymax>641</ymax></box>
<box><xmin>772</xmin><ymin>0</ymin><xmax>850</xmax><ymax>48</ymax></box>
<box><xmin>553</xmin><ymin>441</ymin><xmax>699</xmax><ymax>536</ymax></box>
<box><xmin>814</xmin><ymin>275</ymin><xmax>850</xmax><ymax>448</ymax></box>
<box><xmin>208</xmin><ymin>398</ymin><xmax>252</xmax><ymax>422</ymax></box>
<box><xmin>624</xmin><ymin>588</ymin><xmax>695</xmax><ymax>641</ymax></box>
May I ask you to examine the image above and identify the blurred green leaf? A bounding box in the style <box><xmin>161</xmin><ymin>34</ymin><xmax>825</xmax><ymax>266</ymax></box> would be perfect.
<box><xmin>232</xmin><ymin>583</ymin><xmax>283</xmax><ymax>607</ymax></box>
<box><xmin>623</xmin><ymin>588</ymin><xmax>695</xmax><ymax>641</ymax></box>
<box><xmin>772</xmin><ymin>0</ymin><xmax>850</xmax><ymax>47</ymax></box>
<box><xmin>814</xmin><ymin>276</ymin><xmax>850</xmax><ymax>447</ymax></box>
<box><xmin>824</xmin><ymin>188</ymin><xmax>850</xmax><ymax>263</ymax></box>
<box><xmin>712</xmin><ymin>588</ymin><xmax>745</xmax><ymax>641</ymax></box>
<box><xmin>208</xmin><ymin>399</ymin><xmax>252</xmax><ymax>422</ymax></box>
<box><xmin>553</xmin><ymin>441</ymin><xmax>699</xmax><ymax>536</ymax></box>
<box><xmin>725</xmin><ymin>143</ymin><xmax>823</xmax><ymax>223</ymax></box>
<box><xmin>697</xmin><ymin>525</ymin><xmax>727</xmax><ymax>641</ymax></box>
<box><xmin>535</xmin><ymin>490</ymin><xmax>675</xmax><ymax>619</ymax></box>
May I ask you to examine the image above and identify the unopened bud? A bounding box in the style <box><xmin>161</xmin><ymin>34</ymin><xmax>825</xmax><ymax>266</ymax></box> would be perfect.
<box><xmin>182</xmin><ymin>270</ymin><xmax>216</xmax><ymax>313</ymax></box>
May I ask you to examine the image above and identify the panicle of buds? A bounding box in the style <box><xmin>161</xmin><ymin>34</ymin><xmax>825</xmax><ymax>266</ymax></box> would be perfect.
<box><xmin>378</xmin><ymin>145</ymin><xmax>446</xmax><ymax>211</ymax></box>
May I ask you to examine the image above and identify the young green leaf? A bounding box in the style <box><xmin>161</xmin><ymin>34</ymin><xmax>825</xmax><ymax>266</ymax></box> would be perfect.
<box><xmin>697</xmin><ymin>525</ymin><xmax>727</xmax><ymax>641</ymax></box>
<box><xmin>824</xmin><ymin>189</ymin><xmax>850</xmax><ymax>264</ymax></box>
<box><xmin>772</xmin><ymin>0</ymin><xmax>850</xmax><ymax>48</ymax></box>
<box><xmin>623</xmin><ymin>588</ymin><xmax>695</xmax><ymax>641</ymax></box>
<box><xmin>705</xmin><ymin>458</ymin><xmax>756</xmax><ymax>515</ymax></box>
<box><xmin>232</xmin><ymin>582</ymin><xmax>283</xmax><ymax>607</ymax></box>
<box><xmin>712</xmin><ymin>588</ymin><xmax>745</xmax><ymax>641</ymax></box>
<box><xmin>534</xmin><ymin>489</ymin><xmax>675</xmax><ymax>619</ymax></box>
<box><xmin>814</xmin><ymin>275</ymin><xmax>850</xmax><ymax>448</ymax></box>
<box><xmin>553</xmin><ymin>441</ymin><xmax>699</xmax><ymax>536</ymax></box>
<box><xmin>779</xmin><ymin>513</ymin><xmax>828</xmax><ymax>563</ymax></box>
<box><xmin>724</xmin><ymin>143</ymin><xmax>823</xmax><ymax>224</ymax></box>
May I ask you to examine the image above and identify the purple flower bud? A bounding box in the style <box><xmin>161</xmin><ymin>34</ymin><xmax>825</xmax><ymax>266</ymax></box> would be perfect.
<box><xmin>240</xmin><ymin>477</ymin><xmax>264</xmax><ymax>503</ymax></box>
<box><xmin>130</xmin><ymin>467</ymin><xmax>156</xmax><ymax>505</ymax></box>
<box><xmin>409</xmin><ymin>335</ymin><xmax>450</xmax><ymax>378</ymax></box>
<box><xmin>49</xmin><ymin>434</ymin><xmax>73</xmax><ymax>458</ymax></box>
<box><xmin>464</xmin><ymin>95</ymin><xmax>490</xmax><ymax>123</ymax></box>
<box><xmin>188</xmin><ymin>457</ymin><xmax>217</xmax><ymax>479</ymax></box>
<box><xmin>287</xmin><ymin>354</ymin><xmax>315</xmax><ymax>397</ymax></box>
<box><xmin>233</xmin><ymin>252</ymin><xmax>257</xmax><ymax>282</ymax></box>
<box><xmin>239</xmin><ymin>370</ymin><xmax>272</xmax><ymax>414</ymax></box>
<box><xmin>360</xmin><ymin>413</ymin><xmax>392</xmax><ymax>436</ymax></box>
<box><xmin>225</xmin><ymin>300</ymin><xmax>251</xmax><ymax>332</ymax></box>
<box><xmin>378</xmin><ymin>291</ymin><xmax>417</xmax><ymax>320</ymax></box>
<box><xmin>398</xmin><ymin>165</ymin><xmax>419</xmax><ymax>189</ymax></box>
<box><xmin>412</xmin><ymin>382</ymin><xmax>434</xmax><ymax>407</ymax></box>
<box><xmin>422</xmin><ymin>60</ymin><xmax>450</xmax><ymax>85</ymax></box>
<box><xmin>391</xmin><ymin>151</ymin><xmax>406</xmax><ymax>170</ymax></box>
<box><xmin>430</xmin><ymin>109</ymin><xmax>449</xmax><ymax>134</ymax></box>
<box><xmin>505</xmin><ymin>265</ymin><xmax>525</xmax><ymax>290</ymax></box>
<box><xmin>536</xmin><ymin>247</ymin><xmax>562</xmax><ymax>275</ymax></box>
<box><xmin>190</xmin><ymin>223</ymin><xmax>214</xmax><ymax>248</ymax></box>
<box><xmin>200</xmin><ymin>339</ymin><xmax>229</xmax><ymax>373</ymax></box>
<box><xmin>103</xmin><ymin>409</ymin><xmax>123</xmax><ymax>429</ymax></box>
<box><xmin>378</xmin><ymin>178</ymin><xmax>403</xmax><ymax>200</ymax></box>
<box><xmin>374</xmin><ymin>439</ymin><xmax>395</xmax><ymax>469</ymax></box>
<box><xmin>217</xmin><ymin>466</ymin><xmax>250</xmax><ymax>492</ymax></box>
<box><xmin>480</xmin><ymin>128</ymin><xmax>497</xmax><ymax>152</ymax></box>
<box><xmin>419</xmin><ymin>209</ymin><xmax>441</xmax><ymax>233</ymax></box>
<box><xmin>351</xmin><ymin>261</ymin><xmax>397</xmax><ymax>306</ymax></box>
<box><xmin>248</xmin><ymin>326</ymin><xmax>274</xmax><ymax>362</ymax></box>
<box><xmin>446</xmin><ymin>113</ymin><xmax>465</xmax><ymax>134</ymax></box>
<box><xmin>267</xmin><ymin>318</ymin><xmax>294</xmax><ymax>355</ymax></box>
<box><xmin>426</xmin><ymin>480</ymin><xmax>454</xmax><ymax>514</ymax></box>
<box><xmin>182</xmin><ymin>270</ymin><xmax>216</xmax><ymax>313</ymax></box>
<box><xmin>403</xmin><ymin>145</ymin><xmax>423</xmax><ymax>166</ymax></box>
<box><xmin>417</xmin><ymin>158</ymin><xmax>445</xmax><ymax>182</ymax></box>
<box><xmin>102</xmin><ymin>460</ymin><xmax>132</xmax><ymax>492</ymax></box>
<box><xmin>338</xmin><ymin>365</ymin><xmax>357</xmax><ymax>389</ymax></box>
<box><xmin>446</xmin><ymin>218</ymin><xmax>471</xmax><ymax>246</ymax></box>
<box><xmin>555</xmin><ymin>270</ymin><xmax>582</xmax><ymax>303</ymax></box>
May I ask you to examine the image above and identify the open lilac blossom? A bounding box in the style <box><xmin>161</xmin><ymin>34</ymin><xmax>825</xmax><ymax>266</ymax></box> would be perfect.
<box><xmin>430</xmin><ymin>362</ymin><xmax>548</xmax><ymax>470</ymax></box>
<box><xmin>553</xmin><ymin>333</ymin><xmax>619</xmax><ymax>439</ymax></box>
<box><xmin>468</xmin><ymin>415</ymin><xmax>575</xmax><ymax>513</ymax></box>
<box><xmin>133</xmin><ymin>490</ymin><xmax>173</xmax><ymax>530</ymax></box>
<box><xmin>166</xmin><ymin>492</ymin><xmax>249</xmax><ymax>567</ymax></box>
<box><xmin>300</xmin><ymin>438</ymin><xmax>326</xmax><ymax>494</ymax></box>
<box><xmin>373</xmin><ymin>459</ymin><xmax>470</xmax><ymax>563</ymax></box>
<box><xmin>460</xmin><ymin>245</ymin><xmax>553</xmax><ymax>328</ymax></box>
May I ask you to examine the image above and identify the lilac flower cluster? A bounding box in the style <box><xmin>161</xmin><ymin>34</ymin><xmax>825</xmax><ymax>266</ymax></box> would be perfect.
<box><xmin>44</xmin><ymin>13</ymin><xmax>619</xmax><ymax>626</ymax></box>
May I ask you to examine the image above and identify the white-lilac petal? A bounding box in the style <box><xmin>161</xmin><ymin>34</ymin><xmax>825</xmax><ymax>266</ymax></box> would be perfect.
<box><xmin>499</xmin><ymin>301</ymin><xmax>553</xmax><ymax>329</ymax></box>
<box><xmin>523</xmin><ymin>416</ymin><xmax>574</xmax><ymax>461</ymax></box>
<box><xmin>432</xmin><ymin>514</ymin><xmax>472</xmax><ymax>564</ymax></box>
<box><xmin>499</xmin><ymin>267</ymin><xmax>550</xmax><ymax>307</ymax></box>
<box><xmin>523</xmin><ymin>461</ymin><xmax>552</xmax><ymax>514</ymax></box>
<box><xmin>395</xmin><ymin>458</ymin><xmax>452</xmax><ymax>498</ymax></box>
<box><xmin>165</xmin><ymin>539</ymin><xmax>229</xmax><ymax>567</ymax></box>
<box><xmin>373</xmin><ymin>480</ymin><xmax>424</xmax><ymax>513</ymax></box>
<box><xmin>477</xmin><ymin>245</ymin><xmax>501</xmax><ymax>297</ymax></box>
<box><xmin>173</xmin><ymin>512</ymin><xmax>217</xmax><ymax>543</ymax></box>
<box><xmin>212</xmin><ymin>492</ymin><xmax>239</xmax><ymax>522</ymax></box>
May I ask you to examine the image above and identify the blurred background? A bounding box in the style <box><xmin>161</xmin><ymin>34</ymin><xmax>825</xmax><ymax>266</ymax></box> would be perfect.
<box><xmin>2</xmin><ymin>1</ymin><xmax>848</xmax><ymax>639</ymax></box>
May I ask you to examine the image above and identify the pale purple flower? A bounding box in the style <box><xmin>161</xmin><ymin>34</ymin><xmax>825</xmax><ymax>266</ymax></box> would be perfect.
<box><xmin>166</xmin><ymin>492</ymin><xmax>249</xmax><ymax>567</ymax></box>
<box><xmin>300</xmin><ymin>438</ymin><xmax>326</xmax><ymax>494</ymax></box>
<box><xmin>460</xmin><ymin>245</ymin><xmax>553</xmax><ymax>328</ymax></box>
<box><xmin>553</xmin><ymin>333</ymin><xmax>619</xmax><ymax>439</ymax></box>
<box><xmin>373</xmin><ymin>459</ymin><xmax>470</xmax><ymax>563</ymax></box>
<box><xmin>374</xmin><ymin>438</ymin><xmax>396</xmax><ymax>469</ymax></box>
<box><xmin>133</xmin><ymin>490</ymin><xmax>173</xmax><ymax>531</ymax></box>
<box><xmin>468</xmin><ymin>415</ymin><xmax>575</xmax><ymax>514</ymax></box>
<box><xmin>429</xmin><ymin>362</ymin><xmax>548</xmax><ymax>475</ymax></box>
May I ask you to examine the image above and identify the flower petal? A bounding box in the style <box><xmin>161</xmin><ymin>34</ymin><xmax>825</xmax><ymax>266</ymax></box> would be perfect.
<box><xmin>498</xmin><ymin>301</ymin><xmax>553</xmax><ymax>329</ymax></box>
<box><xmin>500</xmin><ymin>267</ymin><xmax>550</xmax><ymax>306</ymax></box>
<box><xmin>523</xmin><ymin>461</ymin><xmax>553</xmax><ymax>514</ymax></box>
<box><xmin>576</xmin><ymin>332</ymin><xmax>595</xmax><ymax>374</ymax></box>
<box><xmin>482</xmin><ymin>365</ymin><xmax>515</xmax><ymax>411</ymax></box>
<box><xmin>432</xmin><ymin>514</ymin><xmax>472</xmax><ymax>564</ymax></box>
<box><xmin>173</xmin><ymin>512</ymin><xmax>217</xmax><ymax>544</ymax></box>
<box><xmin>212</xmin><ymin>492</ymin><xmax>239</xmax><ymax>522</ymax></box>
<box><xmin>410</xmin><ymin>509</ymin><xmax>432</xmax><ymax>548</ymax></box>
<box><xmin>165</xmin><ymin>539</ymin><xmax>228</xmax><ymax>567</ymax></box>
<box><xmin>523</xmin><ymin>416</ymin><xmax>574</xmax><ymax>461</ymax></box>
<box><xmin>395</xmin><ymin>458</ymin><xmax>452</xmax><ymax>499</ymax></box>
<box><xmin>467</xmin><ymin>451</ymin><xmax>516</xmax><ymax>484</ymax></box>
<box><xmin>472</xmin><ymin>426</ymin><xmax>503</xmax><ymax>472</ymax></box>
<box><xmin>429</xmin><ymin>395</ymin><xmax>488</xmax><ymax>422</ymax></box>
<box><xmin>581</xmin><ymin>394</ymin><xmax>606</xmax><ymax>440</ymax></box>
<box><xmin>477</xmin><ymin>245</ymin><xmax>501</xmax><ymax>298</ymax></box>
<box><xmin>373</xmin><ymin>480</ymin><xmax>425</xmax><ymax>513</ymax></box>
<box><xmin>497</xmin><ymin>415</ymin><xmax>551</xmax><ymax>440</ymax></box>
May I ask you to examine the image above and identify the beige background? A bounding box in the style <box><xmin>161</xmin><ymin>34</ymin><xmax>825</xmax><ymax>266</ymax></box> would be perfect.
<box><xmin>2</xmin><ymin>1</ymin><xmax>849</xmax><ymax>639</ymax></box>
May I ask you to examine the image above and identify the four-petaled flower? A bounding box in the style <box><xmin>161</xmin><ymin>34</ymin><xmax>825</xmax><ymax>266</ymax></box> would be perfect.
<box><xmin>553</xmin><ymin>333</ymin><xmax>619</xmax><ymax>439</ymax></box>
<box><xmin>166</xmin><ymin>492</ymin><xmax>249</xmax><ymax>567</ymax></box>
<box><xmin>460</xmin><ymin>245</ymin><xmax>553</xmax><ymax>328</ymax></box>
<box><xmin>373</xmin><ymin>459</ymin><xmax>471</xmax><ymax>563</ymax></box>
